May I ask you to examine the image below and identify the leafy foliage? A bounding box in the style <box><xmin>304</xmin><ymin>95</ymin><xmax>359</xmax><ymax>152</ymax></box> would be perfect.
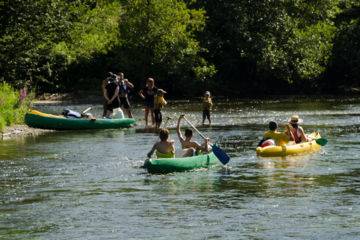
<box><xmin>0</xmin><ymin>83</ymin><xmax>33</xmax><ymax>131</ymax></box>
<box><xmin>117</xmin><ymin>0</ymin><xmax>211</xmax><ymax>95</ymax></box>
<box><xmin>0</xmin><ymin>0</ymin><xmax>359</xmax><ymax>97</ymax></box>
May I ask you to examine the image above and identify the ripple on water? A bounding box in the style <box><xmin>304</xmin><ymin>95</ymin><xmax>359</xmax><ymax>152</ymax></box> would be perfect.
<box><xmin>1</xmin><ymin>99</ymin><xmax>360</xmax><ymax>239</ymax></box>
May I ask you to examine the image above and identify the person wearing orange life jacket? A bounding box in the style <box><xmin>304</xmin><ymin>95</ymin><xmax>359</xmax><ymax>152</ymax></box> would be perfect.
<box><xmin>285</xmin><ymin>115</ymin><xmax>309</xmax><ymax>143</ymax></box>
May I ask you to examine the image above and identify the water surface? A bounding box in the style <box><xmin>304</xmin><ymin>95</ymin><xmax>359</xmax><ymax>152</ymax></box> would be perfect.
<box><xmin>1</xmin><ymin>98</ymin><xmax>360</xmax><ymax>239</ymax></box>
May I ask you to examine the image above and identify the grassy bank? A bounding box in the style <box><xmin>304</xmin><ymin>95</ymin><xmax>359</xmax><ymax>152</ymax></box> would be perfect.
<box><xmin>0</xmin><ymin>83</ymin><xmax>33</xmax><ymax>131</ymax></box>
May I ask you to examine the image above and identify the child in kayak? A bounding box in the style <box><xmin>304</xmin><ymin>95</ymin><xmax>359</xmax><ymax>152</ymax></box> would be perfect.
<box><xmin>202</xmin><ymin>91</ymin><xmax>213</xmax><ymax>125</ymax></box>
<box><xmin>285</xmin><ymin>115</ymin><xmax>309</xmax><ymax>143</ymax></box>
<box><xmin>147</xmin><ymin>128</ymin><xmax>175</xmax><ymax>158</ymax></box>
<box><xmin>259</xmin><ymin>121</ymin><xmax>289</xmax><ymax>147</ymax></box>
<box><xmin>177</xmin><ymin>115</ymin><xmax>210</xmax><ymax>157</ymax></box>
<box><xmin>153</xmin><ymin>89</ymin><xmax>167</xmax><ymax>130</ymax></box>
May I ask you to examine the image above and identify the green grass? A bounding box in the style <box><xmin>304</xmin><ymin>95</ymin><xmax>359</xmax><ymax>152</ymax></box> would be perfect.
<box><xmin>0</xmin><ymin>82</ymin><xmax>33</xmax><ymax>132</ymax></box>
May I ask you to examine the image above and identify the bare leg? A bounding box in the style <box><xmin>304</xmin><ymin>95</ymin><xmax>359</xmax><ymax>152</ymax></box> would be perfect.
<box><xmin>144</xmin><ymin>108</ymin><xmax>149</xmax><ymax>127</ymax></box>
<box><xmin>202</xmin><ymin>111</ymin><xmax>206</xmax><ymax>125</ymax></box>
<box><xmin>150</xmin><ymin>109</ymin><xmax>155</xmax><ymax>126</ymax></box>
<box><xmin>123</xmin><ymin>108</ymin><xmax>133</xmax><ymax>118</ymax></box>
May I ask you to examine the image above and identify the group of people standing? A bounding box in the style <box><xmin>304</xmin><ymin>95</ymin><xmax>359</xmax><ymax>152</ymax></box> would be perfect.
<box><xmin>102</xmin><ymin>73</ymin><xmax>167</xmax><ymax>128</ymax></box>
<box><xmin>101</xmin><ymin>71</ymin><xmax>215</xmax><ymax>159</ymax></box>
<box><xmin>102</xmin><ymin>71</ymin><xmax>214</xmax><ymax>130</ymax></box>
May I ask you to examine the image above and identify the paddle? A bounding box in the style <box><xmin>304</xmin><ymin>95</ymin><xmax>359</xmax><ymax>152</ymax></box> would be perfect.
<box><xmin>315</xmin><ymin>138</ymin><xmax>328</xmax><ymax>146</ymax></box>
<box><xmin>82</xmin><ymin>107</ymin><xmax>92</xmax><ymax>114</ymax></box>
<box><xmin>182</xmin><ymin>116</ymin><xmax>230</xmax><ymax>165</ymax></box>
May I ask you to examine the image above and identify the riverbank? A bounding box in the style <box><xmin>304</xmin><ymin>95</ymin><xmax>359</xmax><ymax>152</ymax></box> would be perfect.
<box><xmin>1</xmin><ymin>124</ymin><xmax>53</xmax><ymax>140</ymax></box>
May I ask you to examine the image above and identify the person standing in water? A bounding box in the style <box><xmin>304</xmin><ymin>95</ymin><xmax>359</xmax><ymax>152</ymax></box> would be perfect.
<box><xmin>102</xmin><ymin>72</ymin><xmax>120</xmax><ymax>118</ymax></box>
<box><xmin>139</xmin><ymin>78</ymin><xmax>158</xmax><ymax>127</ymax></box>
<box><xmin>117</xmin><ymin>72</ymin><xmax>134</xmax><ymax>118</ymax></box>
<box><xmin>153</xmin><ymin>89</ymin><xmax>167</xmax><ymax>130</ymax></box>
<box><xmin>202</xmin><ymin>91</ymin><xmax>213</xmax><ymax>125</ymax></box>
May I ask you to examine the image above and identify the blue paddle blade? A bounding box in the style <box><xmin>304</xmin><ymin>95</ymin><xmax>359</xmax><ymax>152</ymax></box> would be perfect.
<box><xmin>212</xmin><ymin>144</ymin><xmax>230</xmax><ymax>165</ymax></box>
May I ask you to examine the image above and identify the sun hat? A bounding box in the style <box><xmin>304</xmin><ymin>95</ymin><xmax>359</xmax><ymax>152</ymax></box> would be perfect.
<box><xmin>157</xmin><ymin>88</ymin><xmax>167</xmax><ymax>94</ymax></box>
<box><xmin>288</xmin><ymin>115</ymin><xmax>303</xmax><ymax>124</ymax></box>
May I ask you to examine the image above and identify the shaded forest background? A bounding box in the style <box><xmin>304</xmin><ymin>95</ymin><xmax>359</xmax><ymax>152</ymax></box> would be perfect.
<box><xmin>1</xmin><ymin>0</ymin><xmax>360</xmax><ymax>97</ymax></box>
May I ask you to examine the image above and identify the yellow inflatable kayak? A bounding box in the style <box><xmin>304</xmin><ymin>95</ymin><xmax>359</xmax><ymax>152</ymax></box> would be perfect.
<box><xmin>256</xmin><ymin>132</ymin><xmax>321</xmax><ymax>157</ymax></box>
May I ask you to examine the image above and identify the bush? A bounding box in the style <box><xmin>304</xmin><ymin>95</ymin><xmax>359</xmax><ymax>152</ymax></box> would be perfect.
<box><xmin>0</xmin><ymin>82</ymin><xmax>33</xmax><ymax>132</ymax></box>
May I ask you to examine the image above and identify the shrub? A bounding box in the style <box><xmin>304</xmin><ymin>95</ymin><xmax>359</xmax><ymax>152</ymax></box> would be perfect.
<box><xmin>0</xmin><ymin>82</ymin><xmax>33</xmax><ymax>132</ymax></box>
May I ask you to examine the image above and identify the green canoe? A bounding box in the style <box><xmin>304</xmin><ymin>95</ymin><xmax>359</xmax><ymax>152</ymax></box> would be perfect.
<box><xmin>144</xmin><ymin>152</ymin><xmax>219</xmax><ymax>174</ymax></box>
<box><xmin>25</xmin><ymin>110</ymin><xmax>136</xmax><ymax>130</ymax></box>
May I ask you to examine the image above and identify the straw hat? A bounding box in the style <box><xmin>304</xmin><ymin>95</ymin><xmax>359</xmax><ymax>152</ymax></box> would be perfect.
<box><xmin>288</xmin><ymin>115</ymin><xmax>303</xmax><ymax>124</ymax></box>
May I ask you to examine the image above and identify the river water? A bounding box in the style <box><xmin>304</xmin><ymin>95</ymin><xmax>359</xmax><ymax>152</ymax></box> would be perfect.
<box><xmin>1</xmin><ymin>98</ymin><xmax>360</xmax><ymax>239</ymax></box>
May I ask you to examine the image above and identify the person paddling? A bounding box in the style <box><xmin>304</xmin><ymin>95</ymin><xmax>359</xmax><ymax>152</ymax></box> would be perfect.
<box><xmin>147</xmin><ymin>128</ymin><xmax>175</xmax><ymax>158</ymax></box>
<box><xmin>285</xmin><ymin>115</ymin><xmax>309</xmax><ymax>143</ymax></box>
<box><xmin>177</xmin><ymin>115</ymin><xmax>210</xmax><ymax>157</ymax></box>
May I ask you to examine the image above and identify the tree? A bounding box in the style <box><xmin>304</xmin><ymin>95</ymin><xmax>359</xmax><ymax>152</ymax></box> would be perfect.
<box><xmin>117</xmin><ymin>0</ymin><xmax>213</xmax><ymax>95</ymax></box>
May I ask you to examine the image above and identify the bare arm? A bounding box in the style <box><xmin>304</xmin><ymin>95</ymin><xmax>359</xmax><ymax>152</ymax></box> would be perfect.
<box><xmin>108</xmin><ymin>86</ymin><xmax>119</xmax><ymax>103</ymax></box>
<box><xmin>285</xmin><ymin>124</ymin><xmax>295</xmax><ymax>141</ymax></box>
<box><xmin>138</xmin><ymin>89</ymin><xmax>145</xmax><ymax>99</ymax></box>
<box><xmin>170</xmin><ymin>142</ymin><xmax>175</xmax><ymax>155</ymax></box>
<box><xmin>102</xmin><ymin>80</ymin><xmax>110</xmax><ymax>101</ymax></box>
<box><xmin>124</xmin><ymin>79</ymin><xmax>134</xmax><ymax>89</ymax></box>
<box><xmin>201</xmin><ymin>138</ymin><xmax>210</xmax><ymax>152</ymax></box>
<box><xmin>299</xmin><ymin>127</ymin><xmax>309</xmax><ymax>142</ymax></box>
<box><xmin>176</xmin><ymin>116</ymin><xmax>185</xmax><ymax>142</ymax></box>
<box><xmin>147</xmin><ymin>142</ymin><xmax>158</xmax><ymax>158</ymax></box>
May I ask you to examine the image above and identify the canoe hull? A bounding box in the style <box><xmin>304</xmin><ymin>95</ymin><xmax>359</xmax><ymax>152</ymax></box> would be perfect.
<box><xmin>25</xmin><ymin>110</ymin><xmax>136</xmax><ymax>130</ymax></box>
<box><xmin>144</xmin><ymin>152</ymin><xmax>218</xmax><ymax>174</ymax></box>
<box><xmin>256</xmin><ymin>132</ymin><xmax>321</xmax><ymax>157</ymax></box>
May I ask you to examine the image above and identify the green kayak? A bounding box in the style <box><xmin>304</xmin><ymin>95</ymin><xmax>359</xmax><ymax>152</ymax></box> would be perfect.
<box><xmin>25</xmin><ymin>110</ymin><xmax>136</xmax><ymax>130</ymax></box>
<box><xmin>144</xmin><ymin>152</ymin><xmax>219</xmax><ymax>174</ymax></box>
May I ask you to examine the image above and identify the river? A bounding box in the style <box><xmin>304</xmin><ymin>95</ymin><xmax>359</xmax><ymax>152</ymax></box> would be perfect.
<box><xmin>1</xmin><ymin>98</ymin><xmax>360</xmax><ymax>239</ymax></box>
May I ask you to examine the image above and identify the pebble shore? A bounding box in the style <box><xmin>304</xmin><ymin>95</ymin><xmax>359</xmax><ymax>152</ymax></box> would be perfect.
<box><xmin>1</xmin><ymin>125</ymin><xmax>53</xmax><ymax>140</ymax></box>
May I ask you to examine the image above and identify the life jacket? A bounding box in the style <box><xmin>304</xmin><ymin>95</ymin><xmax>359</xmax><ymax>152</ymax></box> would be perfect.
<box><xmin>154</xmin><ymin>95</ymin><xmax>166</xmax><ymax>109</ymax></box>
<box><xmin>156</xmin><ymin>150</ymin><xmax>175</xmax><ymax>158</ymax></box>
